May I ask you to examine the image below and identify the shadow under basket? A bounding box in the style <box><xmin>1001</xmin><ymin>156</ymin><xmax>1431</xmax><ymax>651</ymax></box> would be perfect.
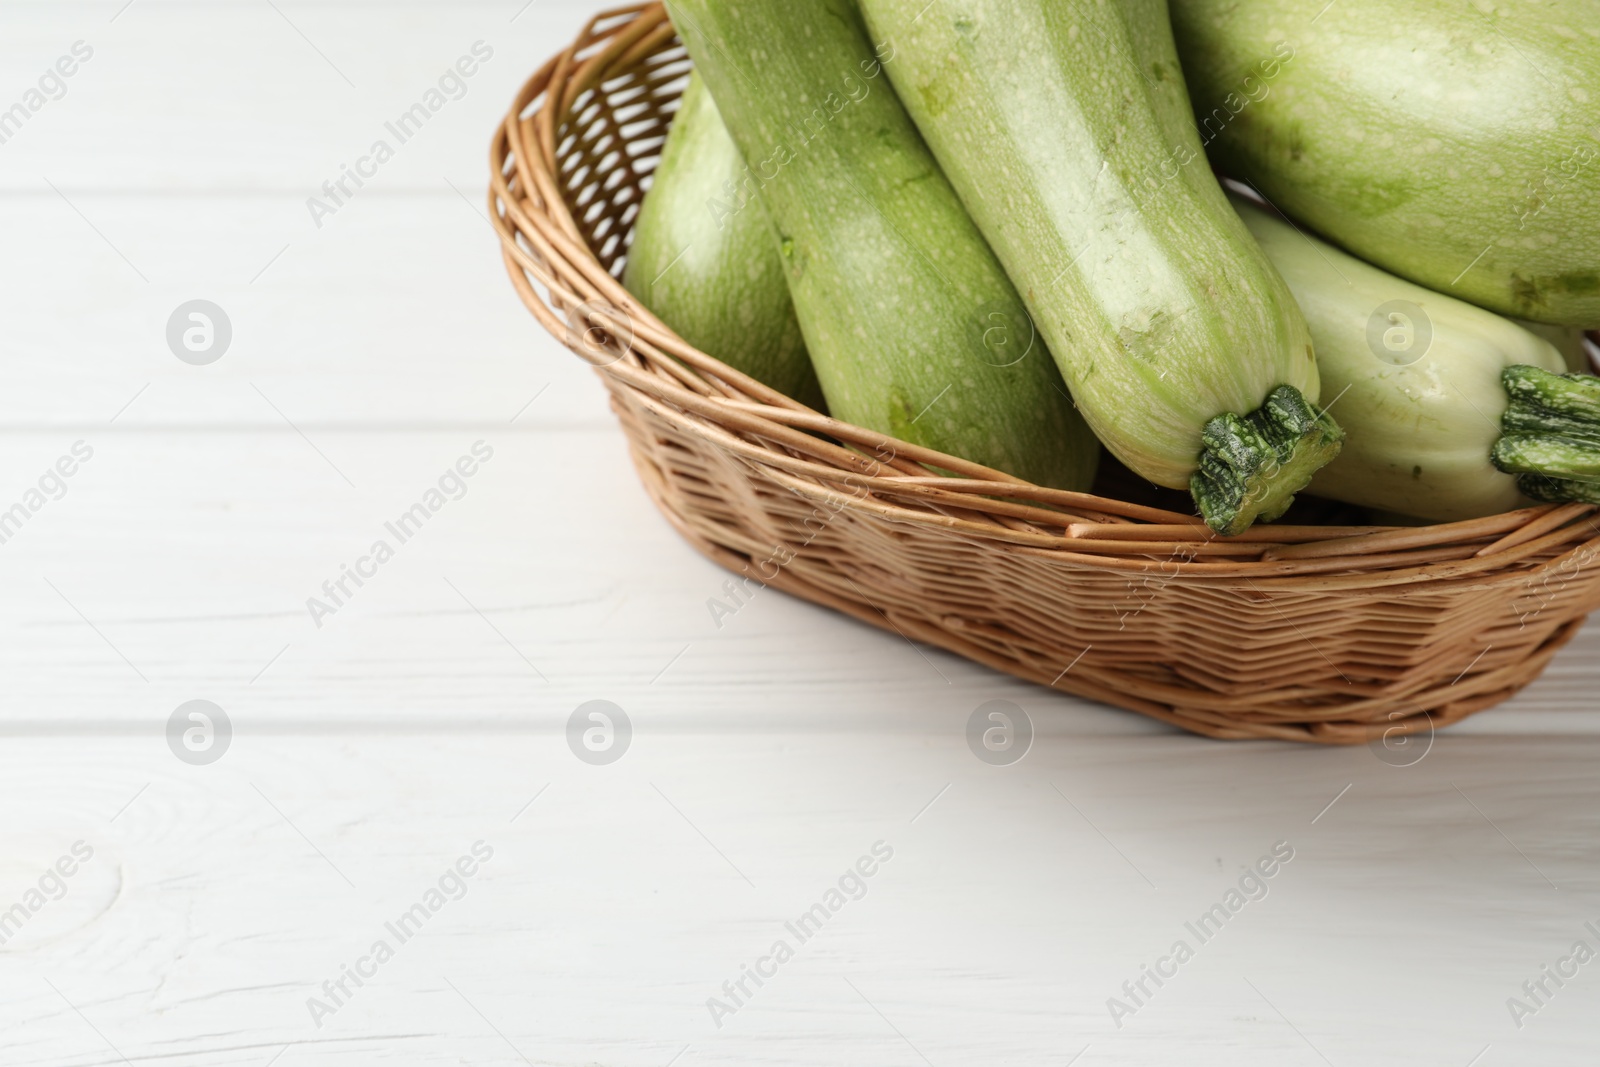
<box><xmin>488</xmin><ymin>1</ymin><xmax>1600</xmax><ymax>743</ymax></box>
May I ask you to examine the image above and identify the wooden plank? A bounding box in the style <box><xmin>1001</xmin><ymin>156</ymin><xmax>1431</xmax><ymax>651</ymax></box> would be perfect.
<box><xmin>2</xmin><ymin>731</ymin><xmax>1599</xmax><ymax>1064</ymax></box>
<box><xmin>0</xmin><ymin>2</ymin><xmax>606</xmax><ymax>192</ymax></box>
<box><xmin>0</xmin><ymin>194</ymin><xmax>610</xmax><ymax>427</ymax></box>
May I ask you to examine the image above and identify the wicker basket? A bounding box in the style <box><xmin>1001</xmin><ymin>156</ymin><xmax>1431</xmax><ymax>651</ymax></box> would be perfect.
<box><xmin>488</xmin><ymin>2</ymin><xmax>1600</xmax><ymax>743</ymax></box>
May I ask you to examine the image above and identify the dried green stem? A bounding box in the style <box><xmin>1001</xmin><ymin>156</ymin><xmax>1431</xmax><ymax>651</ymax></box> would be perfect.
<box><xmin>1492</xmin><ymin>366</ymin><xmax>1600</xmax><ymax>501</ymax></box>
<box><xmin>1190</xmin><ymin>385</ymin><xmax>1345</xmax><ymax>536</ymax></box>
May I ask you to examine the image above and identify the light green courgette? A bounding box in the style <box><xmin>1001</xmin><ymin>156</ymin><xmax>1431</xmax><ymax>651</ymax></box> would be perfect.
<box><xmin>624</xmin><ymin>72</ymin><xmax>823</xmax><ymax>409</ymax></box>
<box><xmin>1232</xmin><ymin>194</ymin><xmax>1600</xmax><ymax>521</ymax></box>
<box><xmin>663</xmin><ymin>0</ymin><xmax>1099</xmax><ymax>492</ymax></box>
<box><xmin>1170</xmin><ymin>0</ymin><xmax>1600</xmax><ymax>327</ymax></box>
<box><xmin>858</xmin><ymin>0</ymin><xmax>1340</xmax><ymax>534</ymax></box>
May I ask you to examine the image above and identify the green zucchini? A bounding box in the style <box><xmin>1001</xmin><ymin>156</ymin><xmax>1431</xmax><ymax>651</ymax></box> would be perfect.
<box><xmin>858</xmin><ymin>0</ymin><xmax>1340</xmax><ymax>534</ymax></box>
<box><xmin>1169</xmin><ymin>0</ymin><xmax>1600</xmax><ymax>327</ymax></box>
<box><xmin>662</xmin><ymin>0</ymin><xmax>1099</xmax><ymax>492</ymax></box>
<box><xmin>1231</xmin><ymin>193</ymin><xmax>1600</xmax><ymax>521</ymax></box>
<box><xmin>623</xmin><ymin>72</ymin><xmax>822</xmax><ymax>409</ymax></box>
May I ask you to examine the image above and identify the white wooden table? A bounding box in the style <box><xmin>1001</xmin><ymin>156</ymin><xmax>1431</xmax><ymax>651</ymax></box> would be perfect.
<box><xmin>3</xmin><ymin>2</ymin><xmax>1599</xmax><ymax>1064</ymax></box>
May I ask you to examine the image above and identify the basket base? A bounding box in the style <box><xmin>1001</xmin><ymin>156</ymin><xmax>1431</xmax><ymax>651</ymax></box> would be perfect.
<box><xmin>624</xmin><ymin>418</ymin><xmax>1591</xmax><ymax>744</ymax></box>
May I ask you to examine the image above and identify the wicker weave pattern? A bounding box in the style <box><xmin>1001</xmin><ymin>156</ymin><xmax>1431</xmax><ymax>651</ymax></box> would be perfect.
<box><xmin>489</xmin><ymin>3</ymin><xmax>1600</xmax><ymax>742</ymax></box>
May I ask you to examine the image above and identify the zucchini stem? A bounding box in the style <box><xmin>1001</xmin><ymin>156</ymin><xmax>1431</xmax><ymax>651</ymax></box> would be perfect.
<box><xmin>1190</xmin><ymin>385</ymin><xmax>1346</xmax><ymax>535</ymax></box>
<box><xmin>1492</xmin><ymin>366</ymin><xmax>1600</xmax><ymax>500</ymax></box>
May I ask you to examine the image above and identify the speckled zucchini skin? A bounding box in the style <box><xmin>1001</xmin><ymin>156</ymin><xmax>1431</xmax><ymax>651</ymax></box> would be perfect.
<box><xmin>1170</xmin><ymin>0</ymin><xmax>1600</xmax><ymax>327</ymax></box>
<box><xmin>623</xmin><ymin>73</ymin><xmax>822</xmax><ymax>409</ymax></box>
<box><xmin>857</xmin><ymin>0</ymin><xmax>1323</xmax><ymax>500</ymax></box>
<box><xmin>663</xmin><ymin>0</ymin><xmax>1099</xmax><ymax>492</ymax></box>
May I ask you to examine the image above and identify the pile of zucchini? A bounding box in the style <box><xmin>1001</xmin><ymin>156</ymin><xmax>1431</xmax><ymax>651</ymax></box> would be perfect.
<box><xmin>627</xmin><ymin>0</ymin><xmax>1600</xmax><ymax>534</ymax></box>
